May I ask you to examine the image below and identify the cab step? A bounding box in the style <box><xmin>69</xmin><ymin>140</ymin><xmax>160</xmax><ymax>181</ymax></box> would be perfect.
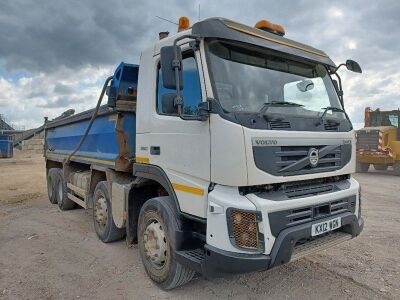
<box><xmin>175</xmin><ymin>248</ymin><xmax>205</xmax><ymax>273</ymax></box>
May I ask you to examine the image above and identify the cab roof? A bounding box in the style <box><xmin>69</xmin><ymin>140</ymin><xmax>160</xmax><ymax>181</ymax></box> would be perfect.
<box><xmin>153</xmin><ymin>17</ymin><xmax>335</xmax><ymax>68</ymax></box>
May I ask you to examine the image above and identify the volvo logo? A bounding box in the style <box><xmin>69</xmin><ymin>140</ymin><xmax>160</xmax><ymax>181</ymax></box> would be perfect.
<box><xmin>308</xmin><ymin>148</ymin><xmax>319</xmax><ymax>167</ymax></box>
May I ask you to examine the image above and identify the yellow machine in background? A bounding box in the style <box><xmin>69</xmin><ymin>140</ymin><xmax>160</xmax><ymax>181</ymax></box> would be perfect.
<box><xmin>356</xmin><ymin>107</ymin><xmax>400</xmax><ymax>174</ymax></box>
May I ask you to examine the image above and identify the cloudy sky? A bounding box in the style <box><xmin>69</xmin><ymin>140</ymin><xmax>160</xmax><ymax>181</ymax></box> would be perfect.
<box><xmin>1</xmin><ymin>0</ymin><xmax>399</xmax><ymax>129</ymax></box>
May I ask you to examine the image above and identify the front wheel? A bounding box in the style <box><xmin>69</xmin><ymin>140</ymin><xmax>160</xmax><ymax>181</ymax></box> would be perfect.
<box><xmin>138</xmin><ymin>197</ymin><xmax>195</xmax><ymax>290</ymax></box>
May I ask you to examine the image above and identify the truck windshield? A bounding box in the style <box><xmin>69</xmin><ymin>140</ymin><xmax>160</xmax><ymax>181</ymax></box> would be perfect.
<box><xmin>206</xmin><ymin>40</ymin><xmax>343</xmax><ymax>118</ymax></box>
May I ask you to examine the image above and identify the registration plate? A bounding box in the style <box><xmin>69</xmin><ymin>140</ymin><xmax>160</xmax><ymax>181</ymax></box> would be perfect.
<box><xmin>311</xmin><ymin>217</ymin><xmax>341</xmax><ymax>236</ymax></box>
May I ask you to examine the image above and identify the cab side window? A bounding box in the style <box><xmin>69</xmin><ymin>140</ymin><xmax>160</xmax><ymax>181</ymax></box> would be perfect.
<box><xmin>157</xmin><ymin>54</ymin><xmax>202</xmax><ymax>115</ymax></box>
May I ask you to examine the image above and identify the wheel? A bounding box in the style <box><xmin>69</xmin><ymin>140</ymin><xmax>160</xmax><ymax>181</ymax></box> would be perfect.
<box><xmin>55</xmin><ymin>169</ymin><xmax>75</xmax><ymax>210</ymax></box>
<box><xmin>356</xmin><ymin>162</ymin><xmax>370</xmax><ymax>172</ymax></box>
<box><xmin>93</xmin><ymin>181</ymin><xmax>125</xmax><ymax>243</ymax></box>
<box><xmin>393</xmin><ymin>162</ymin><xmax>400</xmax><ymax>176</ymax></box>
<box><xmin>138</xmin><ymin>197</ymin><xmax>195</xmax><ymax>290</ymax></box>
<box><xmin>47</xmin><ymin>168</ymin><xmax>59</xmax><ymax>204</ymax></box>
<box><xmin>374</xmin><ymin>164</ymin><xmax>388</xmax><ymax>171</ymax></box>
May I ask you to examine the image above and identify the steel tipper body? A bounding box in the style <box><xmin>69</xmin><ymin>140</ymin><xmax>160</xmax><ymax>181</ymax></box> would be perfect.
<box><xmin>45</xmin><ymin>106</ymin><xmax>136</xmax><ymax>171</ymax></box>
<box><xmin>44</xmin><ymin>17</ymin><xmax>363</xmax><ymax>289</ymax></box>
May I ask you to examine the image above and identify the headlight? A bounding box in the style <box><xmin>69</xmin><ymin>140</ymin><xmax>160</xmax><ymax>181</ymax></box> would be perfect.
<box><xmin>227</xmin><ymin>209</ymin><xmax>263</xmax><ymax>250</ymax></box>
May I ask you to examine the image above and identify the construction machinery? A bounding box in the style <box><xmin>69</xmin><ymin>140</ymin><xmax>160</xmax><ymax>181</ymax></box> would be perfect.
<box><xmin>44</xmin><ymin>17</ymin><xmax>363</xmax><ymax>289</ymax></box>
<box><xmin>356</xmin><ymin>107</ymin><xmax>400</xmax><ymax>174</ymax></box>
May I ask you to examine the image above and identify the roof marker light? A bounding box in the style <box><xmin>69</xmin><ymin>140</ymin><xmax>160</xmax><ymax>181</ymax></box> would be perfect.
<box><xmin>178</xmin><ymin>16</ymin><xmax>190</xmax><ymax>32</ymax></box>
<box><xmin>255</xmin><ymin>20</ymin><xmax>285</xmax><ymax>36</ymax></box>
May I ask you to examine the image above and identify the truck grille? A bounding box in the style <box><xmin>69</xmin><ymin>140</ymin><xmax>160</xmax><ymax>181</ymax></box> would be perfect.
<box><xmin>268</xmin><ymin>195</ymin><xmax>356</xmax><ymax>237</ymax></box>
<box><xmin>253</xmin><ymin>144</ymin><xmax>352</xmax><ymax>176</ymax></box>
<box><xmin>357</xmin><ymin>129</ymin><xmax>380</xmax><ymax>151</ymax></box>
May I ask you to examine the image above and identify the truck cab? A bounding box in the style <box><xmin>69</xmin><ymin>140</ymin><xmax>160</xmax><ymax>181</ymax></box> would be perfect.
<box><xmin>133</xmin><ymin>17</ymin><xmax>363</xmax><ymax>278</ymax></box>
<box><xmin>45</xmin><ymin>17</ymin><xmax>363</xmax><ymax>289</ymax></box>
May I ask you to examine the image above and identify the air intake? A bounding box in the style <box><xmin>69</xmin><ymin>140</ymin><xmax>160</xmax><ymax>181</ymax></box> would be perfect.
<box><xmin>270</xmin><ymin>120</ymin><xmax>291</xmax><ymax>130</ymax></box>
<box><xmin>324</xmin><ymin>121</ymin><xmax>339</xmax><ymax>131</ymax></box>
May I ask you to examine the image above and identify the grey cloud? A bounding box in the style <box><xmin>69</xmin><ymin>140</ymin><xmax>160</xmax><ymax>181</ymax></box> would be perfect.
<box><xmin>53</xmin><ymin>83</ymin><xmax>75</xmax><ymax>95</ymax></box>
<box><xmin>37</xmin><ymin>96</ymin><xmax>80</xmax><ymax>108</ymax></box>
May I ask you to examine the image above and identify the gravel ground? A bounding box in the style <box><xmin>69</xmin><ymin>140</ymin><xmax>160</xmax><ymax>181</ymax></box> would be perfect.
<box><xmin>0</xmin><ymin>152</ymin><xmax>399</xmax><ymax>299</ymax></box>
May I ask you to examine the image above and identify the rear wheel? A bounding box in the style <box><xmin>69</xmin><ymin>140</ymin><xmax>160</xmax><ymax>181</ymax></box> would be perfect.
<box><xmin>93</xmin><ymin>181</ymin><xmax>125</xmax><ymax>243</ymax></box>
<box><xmin>138</xmin><ymin>197</ymin><xmax>195</xmax><ymax>290</ymax></box>
<box><xmin>47</xmin><ymin>168</ymin><xmax>59</xmax><ymax>204</ymax></box>
<box><xmin>356</xmin><ymin>162</ymin><xmax>370</xmax><ymax>173</ymax></box>
<box><xmin>393</xmin><ymin>162</ymin><xmax>400</xmax><ymax>176</ymax></box>
<box><xmin>374</xmin><ymin>164</ymin><xmax>388</xmax><ymax>171</ymax></box>
<box><xmin>55</xmin><ymin>169</ymin><xmax>75</xmax><ymax>210</ymax></box>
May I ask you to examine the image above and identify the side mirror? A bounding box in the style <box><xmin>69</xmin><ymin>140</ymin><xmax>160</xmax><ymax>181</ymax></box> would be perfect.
<box><xmin>107</xmin><ymin>85</ymin><xmax>117</xmax><ymax>108</ymax></box>
<box><xmin>160</xmin><ymin>46</ymin><xmax>183</xmax><ymax>89</ymax></box>
<box><xmin>161</xmin><ymin>93</ymin><xmax>179</xmax><ymax>114</ymax></box>
<box><xmin>346</xmin><ymin>59</ymin><xmax>362</xmax><ymax>73</ymax></box>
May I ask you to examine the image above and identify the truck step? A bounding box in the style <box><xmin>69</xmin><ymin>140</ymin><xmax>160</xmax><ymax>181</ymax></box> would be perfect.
<box><xmin>292</xmin><ymin>231</ymin><xmax>351</xmax><ymax>261</ymax></box>
<box><xmin>176</xmin><ymin>248</ymin><xmax>205</xmax><ymax>273</ymax></box>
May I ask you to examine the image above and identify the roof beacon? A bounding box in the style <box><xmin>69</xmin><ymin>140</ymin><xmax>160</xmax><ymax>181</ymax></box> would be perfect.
<box><xmin>255</xmin><ymin>20</ymin><xmax>285</xmax><ymax>36</ymax></box>
<box><xmin>178</xmin><ymin>16</ymin><xmax>190</xmax><ymax>32</ymax></box>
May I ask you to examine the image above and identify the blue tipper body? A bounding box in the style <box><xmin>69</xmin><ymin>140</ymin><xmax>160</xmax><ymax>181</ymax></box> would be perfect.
<box><xmin>45</xmin><ymin>62</ymin><xmax>138</xmax><ymax>171</ymax></box>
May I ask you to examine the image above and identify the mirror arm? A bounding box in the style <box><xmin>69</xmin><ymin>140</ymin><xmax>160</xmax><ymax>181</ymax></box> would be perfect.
<box><xmin>171</xmin><ymin>34</ymin><xmax>202</xmax><ymax>120</ymax></box>
<box><xmin>333</xmin><ymin>72</ymin><xmax>344</xmax><ymax>107</ymax></box>
<box><xmin>334</xmin><ymin>63</ymin><xmax>346</xmax><ymax>73</ymax></box>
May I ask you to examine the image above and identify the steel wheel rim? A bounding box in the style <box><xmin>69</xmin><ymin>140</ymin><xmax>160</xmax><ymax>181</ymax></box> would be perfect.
<box><xmin>94</xmin><ymin>194</ymin><xmax>108</xmax><ymax>229</ymax></box>
<box><xmin>143</xmin><ymin>219</ymin><xmax>168</xmax><ymax>269</ymax></box>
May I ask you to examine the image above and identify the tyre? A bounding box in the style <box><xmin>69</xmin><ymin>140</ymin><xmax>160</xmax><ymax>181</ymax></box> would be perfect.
<box><xmin>93</xmin><ymin>181</ymin><xmax>125</xmax><ymax>243</ymax></box>
<box><xmin>138</xmin><ymin>197</ymin><xmax>195</xmax><ymax>290</ymax></box>
<box><xmin>394</xmin><ymin>162</ymin><xmax>400</xmax><ymax>176</ymax></box>
<box><xmin>55</xmin><ymin>169</ymin><xmax>75</xmax><ymax>210</ymax></box>
<box><xmin>47</xmin><ymin>168</ymin><xmax>59</xmax><ymax>204</ymax></box>
<box><xmin>373</xmin><ymin>164</ymin><xmax>388</xmax><ymax>171</ymax></box>
<box><xmin>356</xmin><ymin>162</ymin><xmax>369</xmax><ymax>173</ymax></box>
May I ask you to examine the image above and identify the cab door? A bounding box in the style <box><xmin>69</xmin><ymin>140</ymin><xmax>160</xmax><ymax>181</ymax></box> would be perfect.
<box><xmin>139</xmin><ymin>47</ymin><xmax>210</xmax><ymax>218</ymax></box>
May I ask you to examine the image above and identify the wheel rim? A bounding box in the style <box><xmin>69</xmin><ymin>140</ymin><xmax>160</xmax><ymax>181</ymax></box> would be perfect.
<box><xmin>143</xmin><ymin>219</ymin><xmax>167</xmax><ymax>269</ymax></box>
<box><xmin>94</xmin><ymin>195</ymin><xmax>108</xmax><ymax>229</ymax></box>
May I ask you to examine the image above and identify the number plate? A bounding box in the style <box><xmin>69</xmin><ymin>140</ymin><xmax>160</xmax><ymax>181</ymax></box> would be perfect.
<box><xmin>311</xmin><ymin>217</ymin><xmax>341</xmax><ymax>236</ymax></box>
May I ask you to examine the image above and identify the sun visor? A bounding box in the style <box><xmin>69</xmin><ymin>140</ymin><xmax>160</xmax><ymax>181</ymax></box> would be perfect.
<box><xmin>192</xmin><ymin>18</ymin><xmax>336</xmax><ymax>68</ymax></box>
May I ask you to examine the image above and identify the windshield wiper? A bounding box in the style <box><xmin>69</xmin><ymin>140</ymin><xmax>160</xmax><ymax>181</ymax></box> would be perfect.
<box><xmin>259</xmin><ymin>101</ymin><xmax>304</xmax><ymax>116</ymax></box>
<box><xmin>315</xmin><ymin>106</ymin><xmax>350</xmax><ymax>126</ymax></box>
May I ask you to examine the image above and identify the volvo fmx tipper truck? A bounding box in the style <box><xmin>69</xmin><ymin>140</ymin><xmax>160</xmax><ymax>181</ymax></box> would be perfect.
<box><xmin>356</xmin><ymin>107</ymin><xmax>400</xmax><ymax>174</ymax></box>
<box><xmin>44</xmin><ymin>17</ymin><xmax>364</xmax><ymax>289</ymax></box>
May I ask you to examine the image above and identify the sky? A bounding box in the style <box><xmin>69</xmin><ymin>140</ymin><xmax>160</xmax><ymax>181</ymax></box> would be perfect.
<box><xmin>1</xmin><ymin>0</ymin><xmax>400</xmax><ymax>129</ymax></box>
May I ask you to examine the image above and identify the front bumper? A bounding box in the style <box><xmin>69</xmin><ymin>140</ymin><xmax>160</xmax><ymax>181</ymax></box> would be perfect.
<box><xmin>176</xmin><ymin>213</ymin><xmax>363</xmax><ymax>277</ymax></box>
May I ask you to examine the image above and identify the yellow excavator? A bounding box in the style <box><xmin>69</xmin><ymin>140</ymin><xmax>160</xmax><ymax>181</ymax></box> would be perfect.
<box><xmin>356</xmin><ymin>107</ymin><xmax>400</xmax><ymax>175</ymax></box>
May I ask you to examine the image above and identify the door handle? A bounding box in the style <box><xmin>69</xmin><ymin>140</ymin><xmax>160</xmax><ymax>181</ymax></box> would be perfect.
<box><xmin>150</xmin><ymin>146</ymin><xmax>160</xmax><ymax>155</ymax></box>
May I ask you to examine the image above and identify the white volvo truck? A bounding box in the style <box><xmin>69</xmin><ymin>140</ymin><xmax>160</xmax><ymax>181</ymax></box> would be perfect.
<box><xmin>45</xmin><ymin>17</ymin><xmax>364</xmax><ymax>290</ymax></box>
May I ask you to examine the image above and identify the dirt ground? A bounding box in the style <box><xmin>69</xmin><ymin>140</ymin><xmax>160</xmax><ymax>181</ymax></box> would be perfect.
<box><xmin>0</xmin><ymin>151</ymin><xmax>399</xmax><ymax>300</ymax></box>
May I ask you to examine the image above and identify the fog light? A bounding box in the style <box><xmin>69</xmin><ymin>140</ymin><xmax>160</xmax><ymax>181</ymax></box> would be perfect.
<box><xmin>229</xmin><ymin>210</ymin><xmax>260</xmax><ymax>249</ymax></box>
